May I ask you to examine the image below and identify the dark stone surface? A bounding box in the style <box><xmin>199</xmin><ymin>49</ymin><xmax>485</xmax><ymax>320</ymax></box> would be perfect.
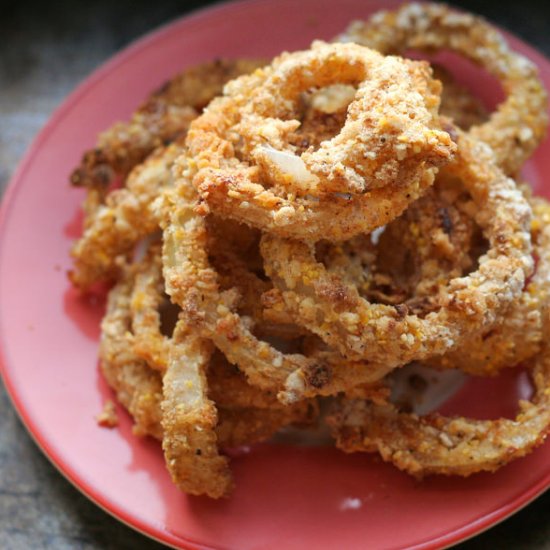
<box><xmin>0</xmin><ymin>1</ymin><xmax>548</xmax><ymax>548</ymax></box>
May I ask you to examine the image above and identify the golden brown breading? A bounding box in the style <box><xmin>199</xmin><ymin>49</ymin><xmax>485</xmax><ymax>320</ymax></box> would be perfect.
<box><xmin>186</xmin><ymin>41</ymin><xmax>455</xmax><ymax>241</ymax></box>
<box><xmin>71</xmin><ymin>59</ymin><xmax>264</xmax><ymax>190</ymax></box>
<box><xmin>337</xmin><ymin>2</ymin><xmax>548</xmax><ymax>175</ymax></box>
<box><xmin>328</xmin><ymin>338</ymin><xmax>550</xmax><ymax>477</ymax></box>
<box><xmin>261</xmin><ymin>127</ymin><xmax>532</xmax><ymax>366</ymax></box>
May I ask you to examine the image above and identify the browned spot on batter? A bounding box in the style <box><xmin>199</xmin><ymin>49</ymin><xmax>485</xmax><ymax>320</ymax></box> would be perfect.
<box><xmin>315</xmin><ymin>279</ymin><xmax>358</xmax><ymax>307</ymax></box>
<box><xmin>438</xmin><ymin>207</ymin><xmax>453</xmax><ymax>235</ymax></box>
<box><xmin>305</xmin><ymin>361</ymin><xmax>332</xmax><ymax>389</ymax></box>
<box><xmin>394</xmin><ymin>303</ymin><xmax>409</xmax><ymax>318</ymax></box>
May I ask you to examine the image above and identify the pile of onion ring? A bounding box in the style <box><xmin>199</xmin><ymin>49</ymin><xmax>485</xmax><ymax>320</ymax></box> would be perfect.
<box><xmin>70</xmin><ymin>2</ymin><xmax>550</xmax><ymax>496</ymax></box>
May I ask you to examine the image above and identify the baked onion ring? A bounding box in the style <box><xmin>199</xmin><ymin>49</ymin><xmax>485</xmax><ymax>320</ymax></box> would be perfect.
<box><xmin>100</xmin><ymin>261</ymin><xmax>164</xmax><ymax>440</ymax></box>
<box><xmin>161</xmin><ymin>320</ymin><xmax>233</xmax><ymax>498</ymax></box>
<box><xmin>160</xmin><ymin>161</ymin><xmax>398</xmax><ymax>403</ymax></box>
<box><xmin>261</xmin><ymin>128</ymin><xmax>533</xmax><ymax>364</ymax></box>
<box><xmin>337</xmin><ymin>2</ymin><xmax>548</xmax><ymax>175</ymax></box>
<box><xmin>371</xmin><ymin>172</ymin><xmax>482</xmax><ymax>310</ymax></box>
<box><xmin>327</xmin><ymin>340</ymin><xmax>550</xmax><ymax>477</ymax></box>
<box><xmin>70</xmin><ymin>59</ymin><xmax>263</xmax><ymax>190</ymax></box>
<box><xmin>99</xmin><ymin>246</ymin><xmax>232</xmax><ymax>497</ymax></box>
<box><xmin>102</xmin><ymin>249</ymin><xmax>318</xmax><ymax>452</ymax></box>
<box><xmin>70</xmin><ymin>60</ymin><xmax>264</xmax><ymax>290</ymax></box>
<box><xmin>108</xmin><ymin>244</ymin><xmax>319</xmax><ymax>497</ymax></box>
<box><xmin>430</xmin><ymin>194</ymin><xmax>550</xmax><ymax>375</ymax></box>
<box><xmin>70</xmin><ymin>140</ymin><xmax>182</xmax><ymax>289</ymax></box>
<box><xmin>186</xmin><ymin>41</ymin><xmax>455</xmax><ymax>241</ymax></box>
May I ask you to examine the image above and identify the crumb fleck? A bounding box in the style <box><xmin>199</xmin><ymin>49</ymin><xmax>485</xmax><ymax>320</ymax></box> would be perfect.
<box><xmin>96</xmin><ymin>400</ymin><xmax>118</xmax><ymax>428</ymax></box>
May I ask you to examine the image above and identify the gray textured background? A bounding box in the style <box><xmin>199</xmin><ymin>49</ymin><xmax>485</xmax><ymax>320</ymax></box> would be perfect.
<box><xmin>1</xmin><ymin>0</ymin><xmax>549</xmax><ymax>548</ymax></box>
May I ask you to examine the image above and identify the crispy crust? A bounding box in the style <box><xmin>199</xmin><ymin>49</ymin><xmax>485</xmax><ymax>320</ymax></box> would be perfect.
<box><xmin>70</xmin><ymin>60</ymin><xmax>264</xmax><ymax>290</ymax></box>
<box><xmin>161</xmin><ymin>161</ymin><xmax>399</xmax><ymax>403</ymax></box>
<box><xmin>186</xmin><ymin>41</ymin><xmax>455</xmax><ymax>241</ymax></box>
<box><xmin>429</xmin><ymin>195</ymin><xmax>550</xmax><ymax>375</ymax></box>
<box><xmin>70</xmin><ymin>139</ymin><xmax>182</xmax><ymax>289</ymax></box>
<box><xmin>327</xmin><ymin>339</ymin><xmax>550</xmax><ymax>477</ymax></box>
<box><xmin>70</xmin><ymin>59</ymin><xmax>264</xmax><ymax>190</ymax></box>
<box><xmin>261</xmin><ymin>127</ymin><xmax>533</xmax><ymax>365</ymax></box>
<box><xmin>337</xmin><ymin>2</ymin><xmax>548</xmax><ymax>175</ymax></box>
<box><xmin>102</xmin><ymin>245</ymin><xmax>317</xmax><ymax>497</ymax></box>
<box><xmin>99</xmin><ymin>260</ymin><xmax>164</xmax><ymax>440</ymax></box>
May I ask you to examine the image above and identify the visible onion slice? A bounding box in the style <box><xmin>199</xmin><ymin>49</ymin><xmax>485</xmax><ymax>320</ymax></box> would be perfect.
<box><xmin>310</xmin><ymin>84</ymin><xmax>357</xmax><ymax>114</ymax></box>
<box><xmin>259</xmin><ymin>145</ymin><xmax>319</xmax><ymax>189</ymax></box>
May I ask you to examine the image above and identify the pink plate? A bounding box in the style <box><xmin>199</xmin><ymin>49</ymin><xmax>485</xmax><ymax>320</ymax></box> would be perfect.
<box><xmin>1</xmin><ymin>0</ymin><xmax>550</xmax><ymax>548</ymax></box>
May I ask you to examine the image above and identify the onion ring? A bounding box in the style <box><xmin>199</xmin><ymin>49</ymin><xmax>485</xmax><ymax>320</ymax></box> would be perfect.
<box><xmin>261</xmin><ymin>128</ymin><xmax>533</xmax><ymax>364</ymax></box>
<box><xmin>327</xmin><ymin>340</ymin><xmax>550</xmax><ymax>477</ymax></box>
<box><xmin>99</xmin><ymin>249</ymin><xmax>232</xmax><ymax>497</ymax></box>
<box><xmin>70</xmin><ymin>59</ymin><xmax>263</xmax><ymax>190</ymax></box>
<box><xmin>100</xmin><ymin>263</ymin><xmax>164</xmax><ymax>439</ymax></box>
<box><xmin>70</xmin><ymin>140</ymin><xmax>182</xmax><ymax>289</ymax></box>
<box><xmin>307</xmin><ymin>171</ymin><xmax>481</xmax><ymax>312</ymax></box>
<box><xmin>337</xmin><ymin>2</ymin><xmax>548</xmax><ymax>175</ymax></box>
<box><xmin>161</xmin><ymin>319</ymin><xmax>234</xmax><ymax>498</ymax></box>
<box><xmin>70</xmin><ymin>60</ymin><xmax>264</xmax><ymax>290</ymax></box>
<box><xmin>186</xmin><ymin>41</ymin><xmax>455</xmax><ymax>241</ymax></box>
<box><xmin>102</xmin><ymin>256</ymin><xmax>316</xmax><ymax>452</ymax></box>
<box><xmin>128</xmin><ymin>240</ymin><xmax>320</xmax><ymax>440</ymax></box>
<box><xmin>371</xmin><ymin>172</ymin><xmax>482</xmax><ymax>310</ymax></box>
<box><xmin>430</xmin><ymin>194</ymin><xmax>550</xmax><ymax>375</ymax></box>
<box><xmin>161</xmin><ymin>162</ymin><xmax>397</xmax><ymax>403</ymax></box>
